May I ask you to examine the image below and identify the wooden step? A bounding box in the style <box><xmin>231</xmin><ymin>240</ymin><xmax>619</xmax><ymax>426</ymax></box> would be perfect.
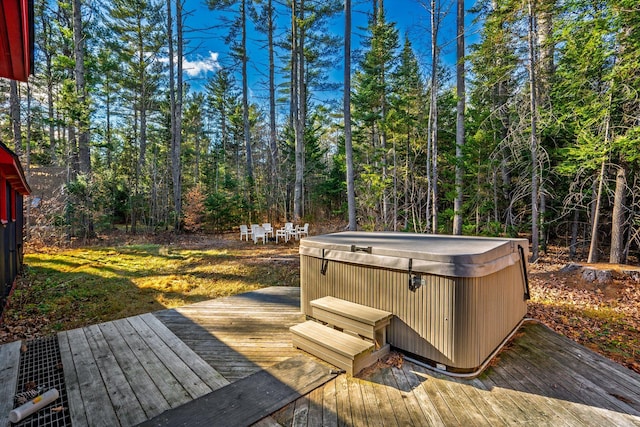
<box><xmin>310</xmin><ymin>296</ymin><xmax>392</xmax><ymax>347</ymax></box>
<box><xmin>290</xmin><ymin>320</ymin><xmax>388</xmax><ymax>376</ymax></box>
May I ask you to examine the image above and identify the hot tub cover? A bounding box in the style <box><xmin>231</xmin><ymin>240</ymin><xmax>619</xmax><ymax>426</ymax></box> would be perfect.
<box><xmin>299</xmin><ymin>232</ymin><xmax>529</xmax><ymax>278</ymax></box>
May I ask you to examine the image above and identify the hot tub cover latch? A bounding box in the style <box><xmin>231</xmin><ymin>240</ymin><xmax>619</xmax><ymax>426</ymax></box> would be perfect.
<box><xmin>320</xmin><ymin>249</ymin><xmax>329</xmax><ymax>275</ymax></box>
<box><xmin>408</xmin><ymin>258</ymin><xmax>422</xmax><ymax>292</ymax></box>
<box><xmin>518</xmin><ymin>245</ymin><xmax>531</xmax><ymax>300</ymax></box>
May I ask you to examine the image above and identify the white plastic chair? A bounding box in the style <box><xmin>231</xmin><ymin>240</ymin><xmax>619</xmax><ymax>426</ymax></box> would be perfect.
<box><xmin>297</xmin><ymin>223</ymin><xmax>309</xmax><ymax>238</ymax></box>
<box><xmin>276</xmin><ymin>227</ymin><xmax>288</xmax><ymax>243</ymax></box>
<box><xmin>284</xmin><ymin>222</ymin><xmax>297</xmax><ymax>240</ymax></box>
<box><xmin>262</xmin><ymin>223</ymin><xmax>274</xmax><ymax>239</ymax></box>
<box><xmin>239</xmin><ymin>224</ymin><xmax>250</xmax><ymax>241</ymax></box>
<box><xmin>253</xmin><ymin>226</ymin><xmax>267</xmax><ymax>244</ymax></box>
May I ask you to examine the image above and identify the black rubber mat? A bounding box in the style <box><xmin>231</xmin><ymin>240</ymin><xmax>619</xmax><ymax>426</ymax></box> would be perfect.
<box><xmin>13</xmin><ymin>336</ymin><xmax>71</xmax><ymax>427</ymax></box>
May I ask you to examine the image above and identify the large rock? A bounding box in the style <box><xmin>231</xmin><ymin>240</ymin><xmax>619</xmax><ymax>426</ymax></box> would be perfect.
<box><xmin>581</xmin><ymin>267</ymin><xmax>612</xmax><ymax>283</ymax></box>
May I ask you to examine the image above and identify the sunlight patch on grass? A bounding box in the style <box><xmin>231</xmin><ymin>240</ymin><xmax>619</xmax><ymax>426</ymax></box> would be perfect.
<box><xmin>10</xmin><ymin>243</ymin><xmax>299</xmax><ymax>334</ymax></box>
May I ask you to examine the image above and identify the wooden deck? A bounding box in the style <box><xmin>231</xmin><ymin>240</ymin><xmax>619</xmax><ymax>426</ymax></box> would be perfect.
<box><xmin>153</xmin><ymin>286</ymin><xmax>305</xmax><ymax>382</ymax></box>
<box><xmin>1</xmin><ymin>286</ymin><xmax>639</xmax><ymax>426</ymax></box>
<box><xmin>273</xmin><ymin>321</ymin><xmax>640</xmax><ymax>426</ymax></box>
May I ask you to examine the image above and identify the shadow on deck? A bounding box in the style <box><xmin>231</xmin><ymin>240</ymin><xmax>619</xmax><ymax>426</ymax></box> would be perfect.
<box><xmin>1</xmin><ymin>286</ymin><xmax>639</xmax><ymax>426</ymax></box>
<box><xmin>273</xmin><ymin>320</ymin><xmax>640</xmax><ymax>426</ymax></box>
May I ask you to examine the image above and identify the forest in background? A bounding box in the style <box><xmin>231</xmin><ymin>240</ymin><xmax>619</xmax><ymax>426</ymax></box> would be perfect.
<box><xmin>1</xmin><ymin>0</ymin><xmax>639</xmax><ymax>264</ymax></box>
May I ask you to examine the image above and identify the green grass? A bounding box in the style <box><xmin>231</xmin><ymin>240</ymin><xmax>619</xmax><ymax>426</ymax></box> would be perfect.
<box><xmin>4</xmin><ymin>243</ymin><xmax>300</xmax><ymax>335</ymax></box>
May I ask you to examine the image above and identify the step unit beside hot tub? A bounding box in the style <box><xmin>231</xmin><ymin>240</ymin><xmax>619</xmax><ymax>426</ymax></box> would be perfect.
<box><xmin>290</xmin><ymin>297</ymin><xmax>392</xmax><ymax>376</ymax></box>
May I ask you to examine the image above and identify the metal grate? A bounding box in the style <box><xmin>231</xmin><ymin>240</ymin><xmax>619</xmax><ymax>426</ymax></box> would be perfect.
<box><xmin>13</xmin><ymin>336</ymin><xmax>71</xmax><ymax>427</ymax></box>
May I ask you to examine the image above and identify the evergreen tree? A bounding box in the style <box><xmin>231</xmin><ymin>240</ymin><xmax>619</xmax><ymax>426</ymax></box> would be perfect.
<box><xmin>390</xmin><ymin>36</ymin><xmax>426</xmax><ymax>231</ymax></box>
<box><xmin>352</xmin><ymin>8</ymin><xmax>399</xmax><ymax>230</ymax></box>
<box><xmin>344</xmin><ymin>0</ymin><xmax>356</xmax><ymax>230</ymax></box>
<box><xmin>107</xmin><ymin>0</ymin><xmax>165</xmax><ymax>232</ymax></box>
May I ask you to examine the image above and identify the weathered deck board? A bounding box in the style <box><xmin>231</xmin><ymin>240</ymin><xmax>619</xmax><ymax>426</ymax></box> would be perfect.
<box><xmin>367</xmin><ymin>368</ymin><xmax>399</xmax><ymax>426</ymax></box>
<box><xmin>498</xmin><ymin>349</ymin><xmax>604</xmax><ymax>426</ymax></box>
<box><xmin>390</xmin><ymin>366</ymin><xmax>435</xmax><ymax>426</ymax></box>
<box><xmin>514</xmin><ymin>325</ymin><xmax>640</xmax><ymax>417</ymax></box>
<box><xmin>305</xmin><ymin>383</ymin><xmax>325</xmax><ymax>426</ymax></box>
<box><xmin>359</xmin><ymin>378</ymin><xmax>384</xmax><ymax>427</ymax></box>
<box><xmin>291</xmin><ymin>394</ymin><xmax>310</xmax><ymax>427</ymax></box>
<box><xmin>379</xmin><ymin>366</ymin><xmax>415</xmax><ymax>426</ymax></box>
<box><xmin>0</xmin><ymin>340</ymin><xmax>21</xmax><ymax>427</ymax></box>
<box><xmin>58</xmin><ymin>314</ymin><xmax>228</xmax><ymax>426</ymax></box>
<box><xmin>97</xmin><ymin>321</ymin><xmax>171</xmax><ymax>417</ymax></box>
<box><xmin>60</xmin><ymin>327</ymin><xmax>121</xmax><ymax>427</ymax></box>
<box><xmin>109</xmin><ymin>317</ymin><xmax>193</xmax><ymax>408</ymax></box>
<box><xmin>83</xmin><ymin>323</ymin><xmax>147</xmax><ymax>426</ymax></box>
<box><xmin>527</xmin><ymin>323</ymin><xmax>640</xmax><ymax>409</ymax></box>
<box><xmin>321</xmin><ymin>374</ymin><xmax>338</xmax><ymax>427</ymax></box>
<box><xmin>272</xmin><ymin>321</ymin><xmax>640</xmax><ymax>427</ymax></box>
<box><xmin>397</xmin><ymin>364</ymin><xmax>445</xmax><ymax>426</ymax></box>
<box><xmin>137</xmin><ymin>313</ymin><xmax>229</xmax><ymax>391</ymax></box>
<box><xmin>334</xmin><ymin>373</ymin><xmax>352</xmax><ymax>426</ymax></box>
<box><xmin>57</xmin><ymin>332</ymin><xmax>90</xmax><ymax>427</ymax></box>
<box><xmin>153</xmin><ymin>286</ymin><xmax>305</xmax><ymax>382</ymax></box>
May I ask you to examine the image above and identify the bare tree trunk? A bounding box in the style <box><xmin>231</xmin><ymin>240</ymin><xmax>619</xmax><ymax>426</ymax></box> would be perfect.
<box><xmin>41</xmin><ymin>15</ymin><xmax>56</xmax><ymax>164</ymax></box>
<box><xmin>290</xmin><ymin>0</ymin><xmax>298</xmax><ymax>222</ymax></box>
<box><xmin>570</xmin><ymin>208</ymin><xmax>579</xmax><ymax>259</ymax></box>
<box><xmin>73</xmin><ymin>0</ymin><xmax>90</xmax><ymax>176</ymax></box>
<box><xmin>66</xmin><ymin>123</ymin><xmax>77</xmax><ymax>240</ymax></box>
<box><xmin>430</xmin><ymin>88</ymin><xmax>438</xmax><ymax>233</ymax></box>
<box><xmin>194</xmin><ymin>112</ymin><xmax>201</xmax><ymax>184</ymax></box>
<box><xmin>57</xmin><ymin>108</ymin><xmax>64</xmax><ymax>164</ymax></box>
<box><xmin>431</xmin><ymin>0</ymin><xmax>439</xmax><ymax>234</ymax></box>
<box><xmin>25</xmin><ymin>82</ymin><xmax>32</xmax><ymax>240</ymax></box>
<box><xmin>609</xmin><ymin>166</ymin><xmax>626</xmax><ymax>264</ymax></box>
<box><xmin>267</xmin><ymin>0</ymin><xmax>279</xmax><ymax>221</ymax></box>
<box><xmin>622</xmin><ymin>176</ymin><xmax>637</xmax><ymax>263</ymax></box>
<box><xmin>241</xmin><ymin>0</ymin><xmax>254</xmax><ymax>219</ymax></box>
<box><xmin>136</xmin><ymin>9</ymin><xmax>149</xmax><ymax>216</ymax></box>
<box><xmin>537</xmin><ymin>0</ymin><xmax>554</xmax><ymax>99</ymax></box>
<box><xmin>381</xmin><ymin>118</ymin><xmax>388</xmax><ymax>229</ymax></box>
<box><xmin>527</xmin><ymin>0</ymin><xmax>540</xmax><ymax>262</ymax></box>
<box><xmin>393</xmin><ymin>139</ymin><xmax>397</xmax><ymax>231</ymax></box>
<box><xmin>378</xmin><ymin>1</ymin><xmax>388</xmax><ymax>229</ymax></box>
<box><xmin>404</xmin><ymin>132</ymin><xmax>409</xmax><ymax>230</ymax></box>
<box><xmin>588</xmin><ymin>86</ymin><xmax>613</xmax><ymax>263</ymax></box>
<box><xmin>73</xmin><ymin>0</ymin><xmax>94</xmax><ymax>238</ymax></box>
<box><xmin>9</xmin><ymin>81</ymin><xmax>22</xmax><ymax>155</ymax></box>
<box><xmin>345</xmin><ymin>0</ymin><xmax>356</xmax><ymax>231</ymax></box>
<box><xmin>167</xmin><ymin>0</ymin><xmax>176</xmax><ymax>222</ymax></box>
<box><xmin>426</xmin><ymin>0</ymin><xmax>439</xmax><ymax>233</ymax></box>
<box><xmin>150</xmin><ymin>143</ymin><xmax>158</xmax><ymax>229</ymax></box>
<box><xmin>293</xmin><ymin>0</ymin><xmax>306</xmax><ymax>221</ymax></box>
<box><xmin>540</xmin><ymin>189</ymin><xmax>547</xmax><ymax>253</ymax></box>
<box><xmin>492</xmin><ymin>168</ymin><xmax>498</xmax><ymax>223</ymax></box>
<box><xmin>175</xmin><ymin>0</ymin><xmax>184</xmax><ymax>231</ymax></box>
<box><xmin>453</xmin><ymin>0</ymin><xmax>465</xmax><ymax>235</ymax></box>
<box><xmin>588</xmin><ymin>158</ymin><xmax>606</xmax><ymax>263</ymax></box>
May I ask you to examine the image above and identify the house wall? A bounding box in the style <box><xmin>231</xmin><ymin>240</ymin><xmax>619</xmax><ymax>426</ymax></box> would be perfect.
<box><xmin>0</xmin><ymin>181</ymin><xmax>27</xmax><ymax>320</ymax></box>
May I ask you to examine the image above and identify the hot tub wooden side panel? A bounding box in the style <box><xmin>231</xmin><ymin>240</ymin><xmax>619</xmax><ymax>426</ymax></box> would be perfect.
<box><xmin>451</xmin><ymin>262</ymin><xmax>528</xmax><ymax>368</ymax></box>
<box><xmin>300</xmin><ymin>255</ymin><xmax>527</xmax><ymax>370</ymax></box>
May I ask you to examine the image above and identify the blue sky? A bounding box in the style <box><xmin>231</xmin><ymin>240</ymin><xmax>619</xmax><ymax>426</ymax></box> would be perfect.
<box><xmin>178</xmin><ymin>0</ymin><xmax>480</xmax><ymax>100</ymax></box>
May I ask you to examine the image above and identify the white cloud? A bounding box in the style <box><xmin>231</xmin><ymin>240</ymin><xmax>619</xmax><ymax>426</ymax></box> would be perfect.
<box><xmin>183</xmin><ymin>51</ymin><xmax>221</xmax><ymax>77</ymax></box>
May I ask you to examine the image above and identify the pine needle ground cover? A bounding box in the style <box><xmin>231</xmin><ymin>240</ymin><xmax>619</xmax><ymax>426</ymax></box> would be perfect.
<box><xmin>527</xmin><ymin>249</ymin><xmax>640</xmax><ymax>375</ymax></box>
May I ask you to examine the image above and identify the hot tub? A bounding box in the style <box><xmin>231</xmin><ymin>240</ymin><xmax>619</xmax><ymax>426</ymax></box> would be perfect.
<box><xmin>299</xmin><ymin>232</ymin><xmax>530</xmax><ymax>373</ymax></box>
